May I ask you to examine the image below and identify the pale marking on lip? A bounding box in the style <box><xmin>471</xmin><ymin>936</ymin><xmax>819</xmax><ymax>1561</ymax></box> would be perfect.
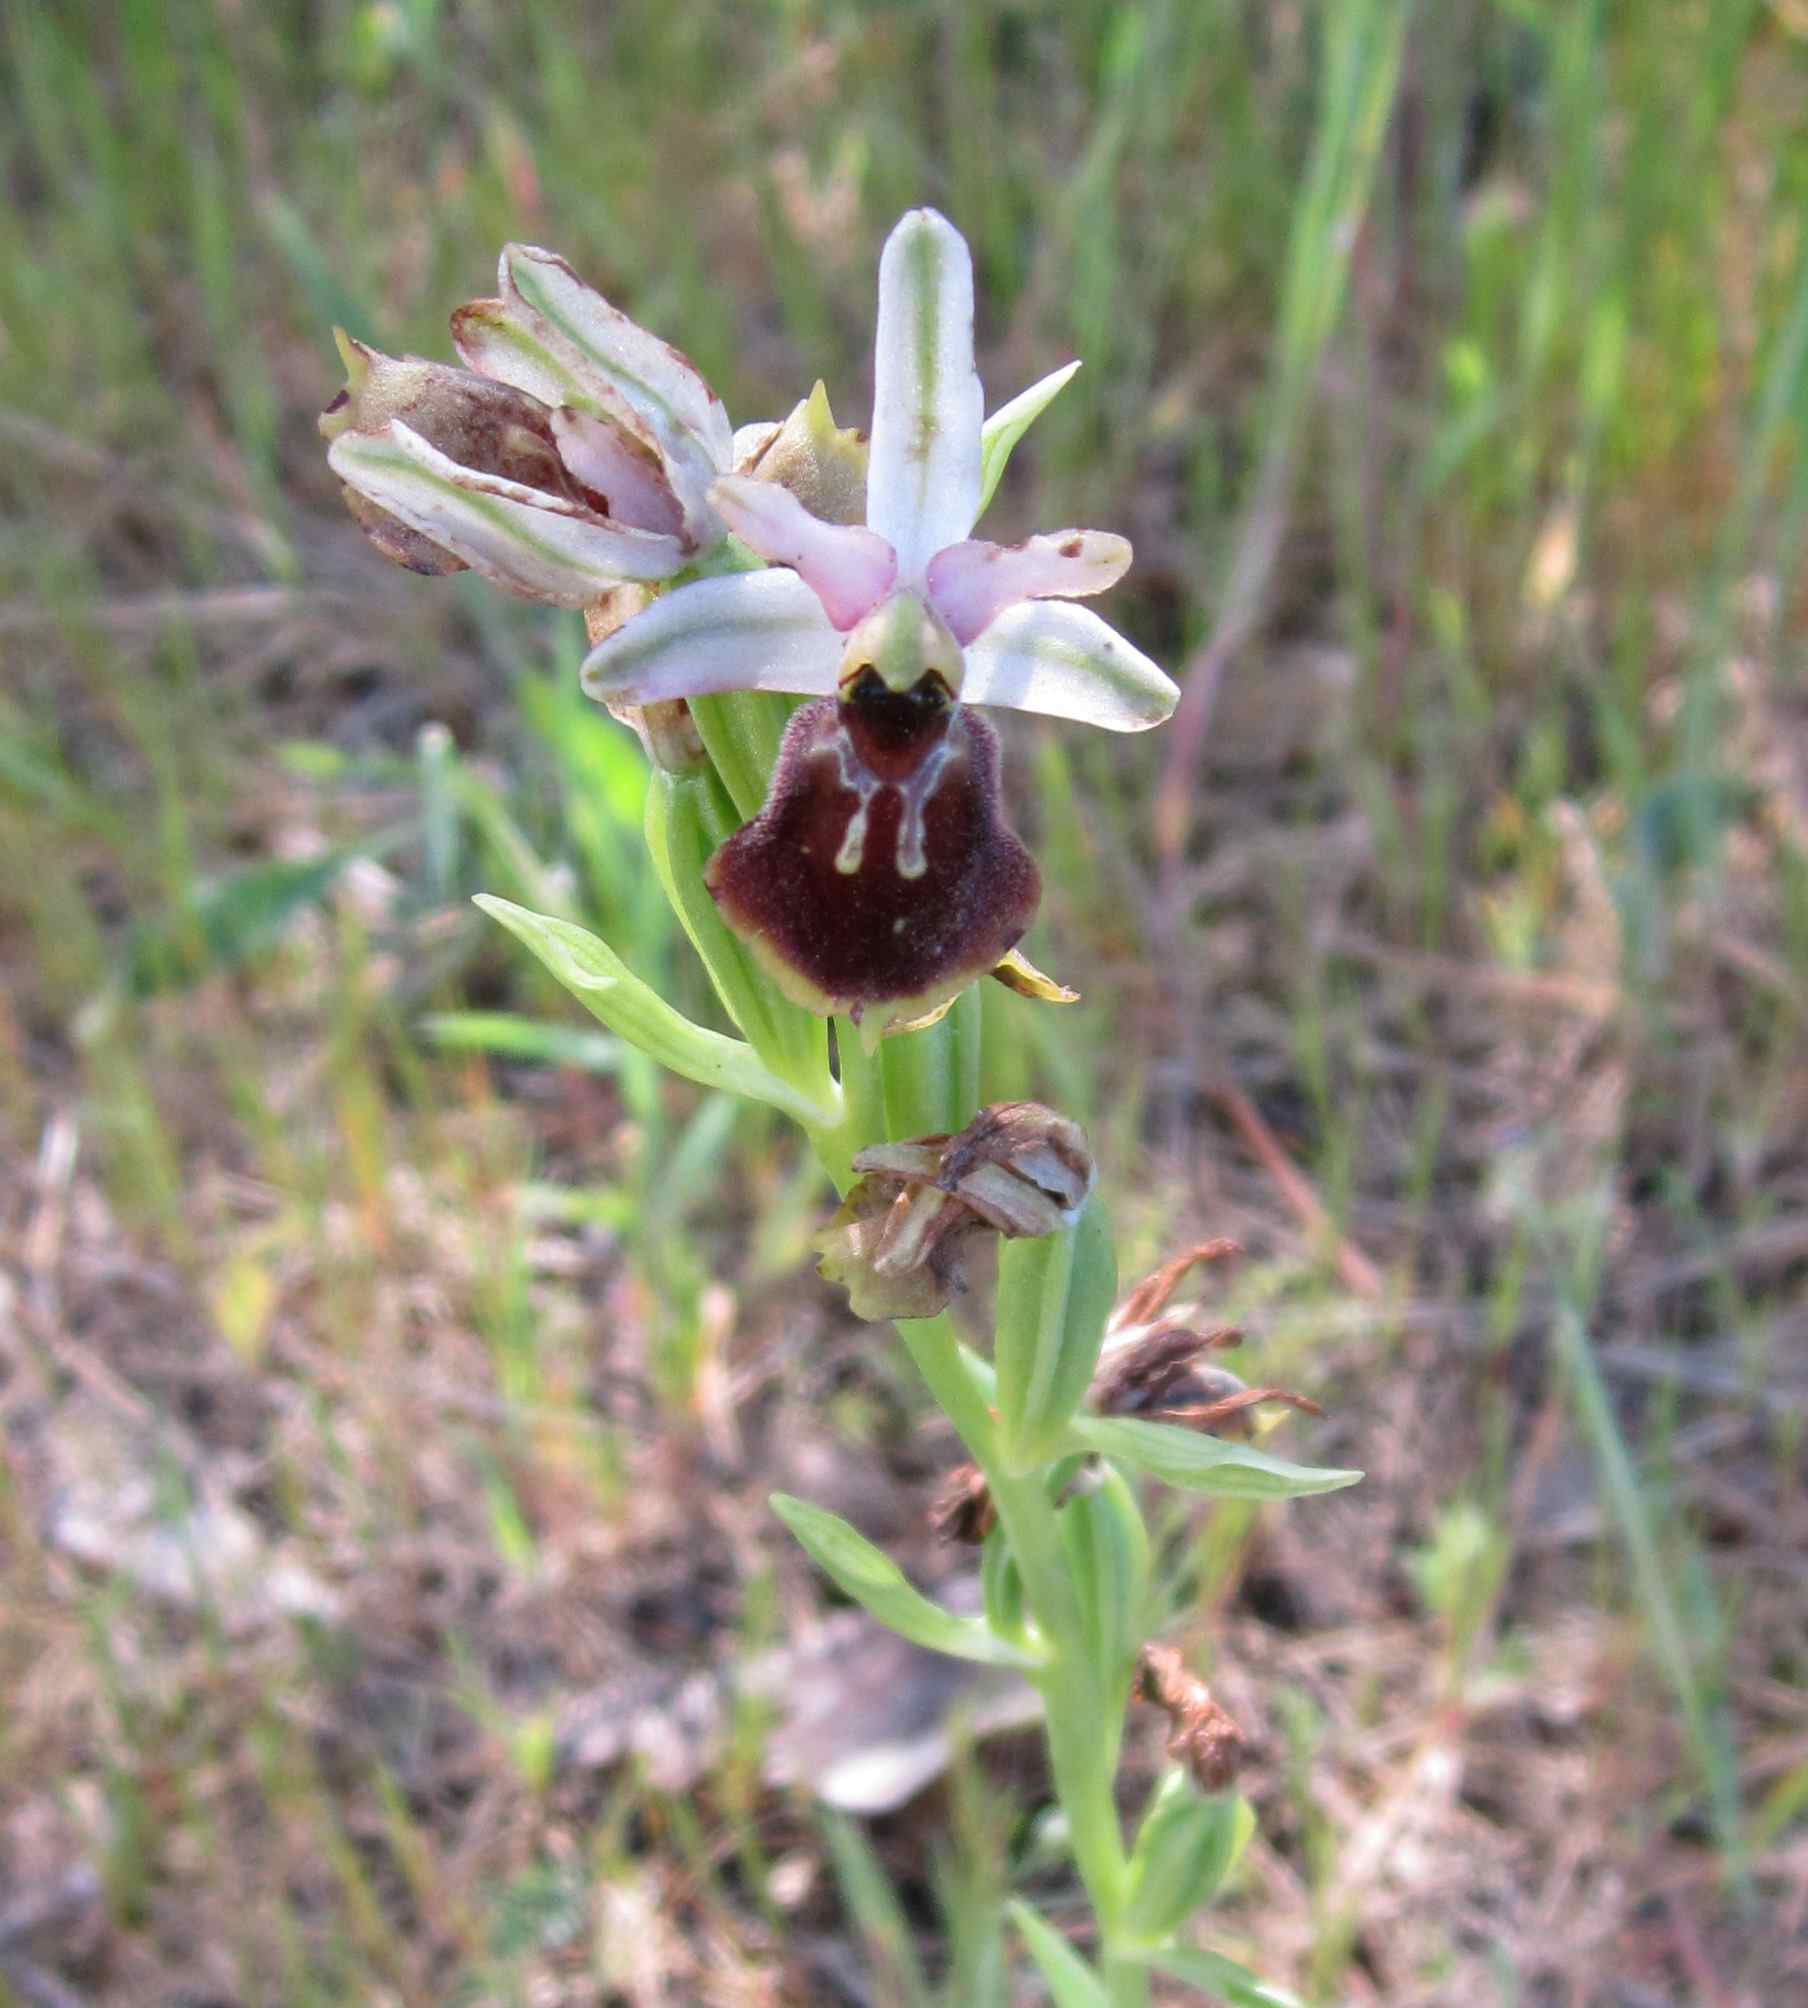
<box><xmin>893</xmin><ymin>736</ymin><xmax>954</xmax><ymax>879</ymax></box>
<box><xmin>829</xmin><ymin>734</ymin><xmax>882</xmax><ymax>876</ymax></box>
<box><xmin>824</xmin><ymin>709</ymin><xmax>959</xmax><ymax>880</ymax></box>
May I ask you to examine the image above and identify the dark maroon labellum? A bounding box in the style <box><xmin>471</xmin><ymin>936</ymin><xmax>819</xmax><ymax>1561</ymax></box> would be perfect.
<box><xmin>705</xmin><ymin>673</ymin><xmax>1039</xmax><ymax>1026</ymax></box>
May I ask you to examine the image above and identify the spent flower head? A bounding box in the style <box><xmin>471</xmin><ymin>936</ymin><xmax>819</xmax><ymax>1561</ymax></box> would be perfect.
<box><xmin>815</xmin><ymin>1100</ymin><xmax>1094</xmax><ymax>1320</ymax></box>
<box><xmin>1136</xmin><ymin>1644</ymin><xmax>1245</xmax><ymax>1795</ymax></box>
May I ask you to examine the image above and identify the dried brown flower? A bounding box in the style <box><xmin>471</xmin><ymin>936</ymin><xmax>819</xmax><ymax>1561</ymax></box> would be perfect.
<box><xmin>1137</xmin><ymin>1642</ymin><xmax>1243</xmax><ymax>1793</ymax></box>
<box><xmin>928</xmin><ymin>1462</ymin><xmax>996</xmax><ymax>1545</ymax></box>
<box><xmin>1097</xmin><ymin>1239</ymin><xmax>1320</xmax><ymax>1437</ymax></box>
<box><xmin>815</xmin><ymin>1102</ymin><xmax>1094</xmax><ymax>1321</ymax></box>
<box><xmin>1092</xmin><ymin>1323</ymin><xmax>1321</xmax><ymax>1440</ymax></box>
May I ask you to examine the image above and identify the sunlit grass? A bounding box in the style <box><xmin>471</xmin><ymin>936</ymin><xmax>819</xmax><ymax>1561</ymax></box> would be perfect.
<box><xmin>3</xmin><ymin>1</ymin><xmax>1805</xmax><ymax>2000</ymax></box>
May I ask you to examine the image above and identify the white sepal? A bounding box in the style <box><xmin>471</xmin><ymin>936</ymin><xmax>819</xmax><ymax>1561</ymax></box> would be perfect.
<box><xmin>329</xmin><ymin>422</ymin><xmax>686</xmax><ymax>606</ymax></box>
<box><xmin>958</xmin><ymin>599</ymin><xmax>1179</xmax><ymax>731</ymax></box>
<box><xmin>866</xmin><ymin>209</ymin><xmax>984</xmax><ymax>586</ymax></box>
<box><xmin>579</xmin><ymin>567</ymin><xmax>842</xmax><ymax>705</ymax></box>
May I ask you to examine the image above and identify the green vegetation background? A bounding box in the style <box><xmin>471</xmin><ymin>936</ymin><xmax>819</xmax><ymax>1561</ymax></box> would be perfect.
<box><xmin>3</xmin><ymin>2</ymin><xmax>1805</xmax><ymax>2003</ymax></box>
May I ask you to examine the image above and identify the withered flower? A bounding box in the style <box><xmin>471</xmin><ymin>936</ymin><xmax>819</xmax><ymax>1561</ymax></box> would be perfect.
<box><xmin>815</xmin><ymin>1101</ymin><xmax>1094</xmax><ymax>1321</ymax></box>
<box><xmin>1092</xmin><ymin>1326</ymin><xmax>1321</xmax><ymax>1440</ymax></box>
<box><xmin>582</xmin><ymin>210</ymin><xmax>1178</xmax><ymax>1036</ymax></box>
<box><xmin>930</xmin><ymin>1237</ymin><xmax>1321</xmax><ymax>1545</ymax></box>
<box><xmin>1136</xmin><ymin>1642</ymin><xmax>1244</xmax><ymax>1793</ymax></box>
<box><xmin>928</xmin><ymin>1461</ymin><xmax>997</xmax><ymax>1545</ymax></box>
<box><xmin>1095</xmin><ymin>1238</ymin><xmax>1320</xmax><ymax>1438</ymax></box>
<box><xmin>322</xmin><ymin>246</ymin><xmax>754</xmax><ymax>605</ymax></box>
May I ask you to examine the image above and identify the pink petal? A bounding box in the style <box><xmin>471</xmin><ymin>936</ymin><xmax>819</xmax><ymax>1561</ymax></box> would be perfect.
<box><xmin>709</xmin><ymin>475</ymin><xmax>897</xmax><ymax>632</ymax></box>
<box><xmin>924</xmin><ymin>530</ymin><xmax>1133</xmax><ymax>643</ymax></box>
<box><xmin>551</xmin><ymin>408</ymin><xmax>686</xmax><ymax>537</ymax></box>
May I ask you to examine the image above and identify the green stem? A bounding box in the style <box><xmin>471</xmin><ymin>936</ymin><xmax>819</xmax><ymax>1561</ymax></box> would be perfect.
<box><xmin>989</xmin><ymin>1466</ymin><xmax>1133</xmax><ymax>1939</ymax></box>
<box><xmin>892</xmin><ymin>1319</ymin><xmax>1136</xmax><ymax>1981</ymax></box>
<box><xmin>889</xmin><ymin>1312</ymin><xmax>997</xmax><ymax>1510</ymax></box>
<box><xmin>879</xmin><ymin>985</ymin><xmax>983</xmax><ymax>1136</ymax></box>
<box><xmin>813</xmin><ymin>993</ymin><xmax>1144</xmax><ymax>1994</ymax></box>
<box><xmin>1101</xmin><ymin>1954</ymin><xmax>1153</xmax><ymax>2007</ymax></box>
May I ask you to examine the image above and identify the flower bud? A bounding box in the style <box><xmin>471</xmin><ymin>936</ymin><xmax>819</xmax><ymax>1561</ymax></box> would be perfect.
<box><xmin>736</xmin><ymin>380</ymin><xmax>869</xmax><ymax>526</ymax></box>
<box><xmin>1124</xmin><ymin>1770</ymin><xmax>1253</xmax><ymax>1942</ymax></box>
<box><xmin>320</xmin><ymin>331</ymin><xmax>583</xmax><ymax>575</ymax></box>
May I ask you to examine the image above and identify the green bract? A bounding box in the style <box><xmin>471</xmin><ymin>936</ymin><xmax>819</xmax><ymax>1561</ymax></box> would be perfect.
<box><xmin>1125</xmin><ymin>1777</ymin><xmax>1254</xmax><ymax>1943</ymax></box>
<box><xmin>768</xmin><ymin>1494</ymin><xmax>1041</xmax><ymax>1670</ymax></box>
<box><xmin>994</xmin><ymin>1192</ymin><xmax>1118</xmax><ymax>1473</ymax></box>
<box><xmin>1072</xmin><ymin>1414</ymin><xmax>1364</xmax><ymax>1500</ymax></box>
<box><xmin>474</xmin><ymin>896</ymin><xmax>839</xmax><ymax>1130</ymax></box>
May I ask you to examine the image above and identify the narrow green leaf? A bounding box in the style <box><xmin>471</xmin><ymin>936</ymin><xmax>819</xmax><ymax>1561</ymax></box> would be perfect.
<box><xmin>978</xmin><ymin>362</ymin><xmax>1082</xmax><ymax>517</ymax></box>
<box><xmin>821</xmin><ymin>1812</ymin><xmax>935</xmax><ymax>2008</ymax></box>
<box><xmin>420</xmin><ymin>1012</ymin><xmax>624</xmax><ymax>1073</ymax></box>
<box><xmin>1072</xmin><ymin>1416</ymin><xmax>1362</xmax><ymax>1500</ymax></box>
<box><xmin>475</xmin><ymin>895</ymin><xmax>838</xmax><ymax>1128</ymax></box>
<box><xmin>1146</xmin><ymin>1944</ymin><xmax>1303</xmax><ymax>2007</ymax></box>
<box><xmin>123</xmin><ymin>852</ymin><xmax>347</xmax><ymax>997</ymax></box>
<box><xmin>769</xmin><ymin>1494</ymin><xmax>1037</xmax><ymax>1669</ymax></box>
<box><xmin>1007</xmin><ymin>1900</ymin><xmax>1108</xmax><ymax>2008</ymax></box>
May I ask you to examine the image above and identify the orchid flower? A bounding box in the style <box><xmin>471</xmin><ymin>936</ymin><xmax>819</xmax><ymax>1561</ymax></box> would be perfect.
<box><xmin>580</xmin><ymin>208</ymin><xmax>1177</xmax><ymax>730</ymax></box>
<box><xmin>579</xmin><ymin>209</ymin><xmax>1179</xmax><ymax>1035</ymax></box>
<box><xmin>321</xmin><ymin>246</ymin><xmax>753</xmax><ymax>607</ymax></box>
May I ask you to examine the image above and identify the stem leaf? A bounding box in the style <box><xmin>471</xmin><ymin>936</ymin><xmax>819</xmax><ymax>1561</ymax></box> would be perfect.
<box><xmin>475</xmin><ymin>895</ymin><xmax>838</xmax><ymax>1128</ymax></box>
<box><xmin>770</xmin><ymin>1494</ymin><xmax>1038</xmax><ymax>1669</ymax></box>
<box><xmin>1007</xmin><ymin>1900</ymin><xmax>1109</xmax><ymax>2008</ymax></box>
<box><xmin>1145</xmin><ymin>1944</ymin><xmax>1303</xmax><ymax>2007</ymax></box>
<box><xmin>1071</xmin><ymin>1416</ymin><xmax>1362</xmax><ymax>1500</ymax></box>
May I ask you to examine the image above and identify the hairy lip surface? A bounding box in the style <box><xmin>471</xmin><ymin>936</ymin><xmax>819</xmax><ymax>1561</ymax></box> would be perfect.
<box><xmin>706</xmin><ymin>694</ymin><xmax>1038</xmax><ymax>1016</ymax></box>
